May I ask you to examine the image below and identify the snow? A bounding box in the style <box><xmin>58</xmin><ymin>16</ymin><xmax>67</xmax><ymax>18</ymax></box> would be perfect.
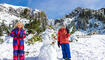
<box><xmin>0</xmin><ymin>3</ymin><xmax>27</xmax><ymax>10</ymax></box>
<box><xmin>71</xmin><ymin>35</ymin><xmax>105</xmax><ymax>60</ymax></box>
<box><xmin>48</xmin><ymin>19</ymin><xmax>55</xmax><ymax>26</ymax></box>
<box><xmin>86</xmin><ymin>18</ymin><xmax>105</xmax><ymax>34</ymax></box>
<box><xmin>0</xmin><ymin>37</ymin><xmax>42</xmax><ymax>60</ymax></box>
<box><xmin>63</xmin><ymin>18</ymin><xmax>74</xmax><ymax>26</ymax></box>
<box><xmin>0</xmin><ymin>11</ymin><xmax>20</xmax><ymax>25</ymax></box>
<box><xmin>0</xmin><ymin>11</ymin><xmax>30</xmax><ymax>27</ymax></box>
<box><xmin>1</xmin><ymin>28</ymin><xmax>105</xmax><ymax>60</ymax></box>
<box><xmin>33</xmin><ymin>9</ymin><xmax>41</xmax><ymax>14</ymax></box>
<box><xmin>25</xmin><ymin>42</ymin><xmax>42</xmax><ymax>57</ymax></box>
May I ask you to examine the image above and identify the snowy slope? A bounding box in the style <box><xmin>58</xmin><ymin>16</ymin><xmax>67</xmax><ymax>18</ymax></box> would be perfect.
<box><xmin>86</xmin><ymin>18</ymin><xmax>105</xmax><ymax>34</ymax></box>
<box><xmin>0</xmin><ymin>11</ymin><xmax>20</xmax><ymax>25</ymax></box>
<box><xmin>0</xmin><ymin>3</ymin><xmax>41</xmax><ymax>26</ymax></box>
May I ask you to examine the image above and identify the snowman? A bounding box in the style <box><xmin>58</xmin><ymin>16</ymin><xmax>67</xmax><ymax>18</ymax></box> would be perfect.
<box><xmin>37</xmin><ymin>27</ymin><xmax>58</xmax><ymax>60</ymax></box>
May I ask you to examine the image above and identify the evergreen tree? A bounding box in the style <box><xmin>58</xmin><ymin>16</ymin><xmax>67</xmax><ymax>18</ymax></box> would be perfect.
<box><xmin>70</xmin><ymin>26</ymin><xmax>75</xmax><ymax>35</ymax></box>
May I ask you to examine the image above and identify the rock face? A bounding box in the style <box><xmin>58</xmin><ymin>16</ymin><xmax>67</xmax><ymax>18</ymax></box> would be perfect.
<box><xmin>54</xmin><ymin>7</ymin><xmax>105</xmax><ymax>34</ymax></box>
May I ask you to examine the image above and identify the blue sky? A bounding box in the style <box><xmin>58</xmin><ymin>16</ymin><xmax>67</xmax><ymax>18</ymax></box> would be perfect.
<box><xmin>0</xmin><ymin>0</ymin><xmax>105</xmax><ymax>19</ymax></box>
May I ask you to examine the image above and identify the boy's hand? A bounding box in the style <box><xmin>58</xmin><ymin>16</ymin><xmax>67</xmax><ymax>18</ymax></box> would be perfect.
<box><xmin>58</xmin><ymin>41</ymin><xmax>60</xmax><ymax>48</ymax></box>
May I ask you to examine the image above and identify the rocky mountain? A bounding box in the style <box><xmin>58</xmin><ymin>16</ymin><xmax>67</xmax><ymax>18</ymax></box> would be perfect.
<box><xmin>0</xmin><ymin>4</ymin><xmax>48</xmax><ymax>36</ymax></box>
<box><xmin>54</xmin><ymin>7</ymin><xmax>105</xmax><ymax>34</ymax></box>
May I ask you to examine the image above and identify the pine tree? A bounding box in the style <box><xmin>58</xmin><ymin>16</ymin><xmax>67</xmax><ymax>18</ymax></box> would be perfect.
<box><xmin>70</xmin><ymin>26</ymin><xmax>75</xmax><ymax>35</ymax></box>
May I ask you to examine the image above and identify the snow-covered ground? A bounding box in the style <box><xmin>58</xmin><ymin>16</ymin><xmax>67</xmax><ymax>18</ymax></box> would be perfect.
<box><xmin>0</xmin><ymin>29</ymin><xmax>105</xmax><ymax>60</ymax></box>
<box><xmin>71</xmin><ymin>35</ymin><xmax>105</xmax><ymax>60</ymax></box>
<box><xmin>0</xmin><ymin>39</ymin><xmax>42</xmax><ymax>60</ymax></box>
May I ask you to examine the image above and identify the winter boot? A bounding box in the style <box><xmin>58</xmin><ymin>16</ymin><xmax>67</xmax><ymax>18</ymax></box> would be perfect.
<box><xmin>64</xmin><ymin>58</ymin><xmax>68</xmax><ymax>60</ymax></box>
<box><xmin>67</xmin><ymin>58</ymin><xmax>71</xmax><ymax>60</ymax></box>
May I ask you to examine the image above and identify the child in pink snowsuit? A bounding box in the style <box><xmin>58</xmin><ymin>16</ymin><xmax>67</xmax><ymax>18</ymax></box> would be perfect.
<box><xmin>10</xmin><ymin>22</ymin><xmax>26</xmax><ymax>60</ymax></box>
